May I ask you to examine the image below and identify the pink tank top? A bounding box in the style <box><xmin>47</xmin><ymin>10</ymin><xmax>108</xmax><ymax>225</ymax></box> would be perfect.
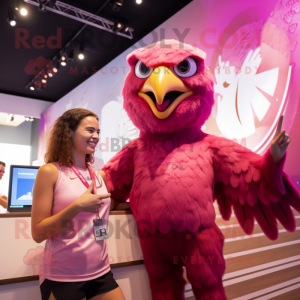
<box><xmin>39</xmin><ymin>163</ymin><xmax>111</xmax><ymax>285</ymax></box>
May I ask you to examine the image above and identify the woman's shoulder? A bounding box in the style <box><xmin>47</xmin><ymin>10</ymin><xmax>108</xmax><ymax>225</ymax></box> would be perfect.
<box><xmin>38</xmin><ymin>163</ymin><xmax>59</xmax><ymax>177</ymax></box>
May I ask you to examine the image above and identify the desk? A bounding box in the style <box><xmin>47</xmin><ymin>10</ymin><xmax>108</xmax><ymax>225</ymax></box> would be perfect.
<box><xmin>0</xmin><ymin>210</ymin><xmax>153</xmax><ymax>300</ymax></box>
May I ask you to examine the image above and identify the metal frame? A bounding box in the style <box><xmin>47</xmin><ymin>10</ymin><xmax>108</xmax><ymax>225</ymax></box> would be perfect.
<box><xmin>23</xmin><ymin>0</ymin><xmax>134</xmax><ymax>39</ymax></box>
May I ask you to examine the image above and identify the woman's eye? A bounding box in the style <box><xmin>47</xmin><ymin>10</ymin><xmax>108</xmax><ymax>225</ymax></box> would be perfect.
<box><xmin>135</xmin><ymin>60</ymin><xmax>153</xmax><ymax>79</ymax></box>
<box><xmin>173</xmin><ymin>57</ymin><xmax>197</xmax><ymax>78</ymax></box>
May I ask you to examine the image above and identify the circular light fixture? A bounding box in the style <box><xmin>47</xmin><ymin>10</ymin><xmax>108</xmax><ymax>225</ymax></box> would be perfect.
<box><xmin>30</xmin><ymin>85</ymin><xmax>35</xmax><ymax>90</ymax></box>
<box><xmin>136</xmin><ymin>0</ymin><xmax>142</xmax><ymax>4</ymax></box>
<box><xmin>53</xmin><ymin>67</ymin><xmax>58</xmax><ymax>73</ymax></box>
<box><xmin>117</xmin><ymin>23</ymin><xmax>122</xmax><ymax>28</ymax></box>
<box><xmin>61</xmin><ymin>61</ymin><xmax>66</xmax><ymax>66</ymax></box>
<box><xmin>20</xmin><ymin>8</ymin><xmax>27</xmax><ymax>16</ymax></box>
<box><xmin>44</xmin><ymin>74</ymin><xmax>48</xmax><ymax>79</ymax></box>
<box><xmin>78</xmin><ymin>53</ymin><xmax>84</xmax><ymax>60</ymax></box>
<box><xmin>10</xmin><ymin>20</ymin><xmax>16</xmax><ymax>26</ymax></box>
<box><xmin>6</xmin><ymin>114</ymin><xmax>14</xmax><ymax>123</ymax></box>
<box><xmin>42</xmin><ymin>79</ymin><xmax>47</xmax><ymax>83</ymax></box>
<box><xmin>61</xmin><ymin>55</ymin><xmax>66</xmax><ymax>61</ymax></box>
<box><xmin>48</xmin><ymin>72</ymin><xmax>53</xmax><ymax>77</ymax></box>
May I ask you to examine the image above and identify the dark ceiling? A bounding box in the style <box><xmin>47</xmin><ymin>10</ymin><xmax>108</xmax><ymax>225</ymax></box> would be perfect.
<box><xmin>0</xmin><ymin>0</ymin><xmax>193</xmax><ymax>102</ymax></box>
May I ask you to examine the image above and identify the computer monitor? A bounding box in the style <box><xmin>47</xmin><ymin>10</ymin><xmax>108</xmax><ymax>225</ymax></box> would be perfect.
<box><xmin>7</xmin><ymin>165</ymin><xmax>40</xmax><ymax>212</ymax></box>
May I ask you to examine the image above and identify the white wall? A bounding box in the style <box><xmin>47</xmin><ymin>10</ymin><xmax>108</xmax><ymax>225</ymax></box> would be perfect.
<box><xmin>0</xmin><ymin>93</ymin><xmax>52</xmax><ymax>119</ymax></box>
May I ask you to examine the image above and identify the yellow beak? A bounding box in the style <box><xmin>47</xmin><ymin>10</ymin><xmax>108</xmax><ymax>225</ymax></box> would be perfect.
<box><xmin>138</xmin><ymin>66</ymin><xmax>193</xmax><ymax>119</ymax></box>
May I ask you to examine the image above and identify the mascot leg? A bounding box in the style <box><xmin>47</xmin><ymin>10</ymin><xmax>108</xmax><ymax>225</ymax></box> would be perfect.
<box><xmin>138</xmin><ymin>229</ymin><xmax>186</xmax><ymax>300</ymax></box>
<box><xmin>184</xmin><ymin>223</ymin><xmax>227</xmax><ymax>300</ymax></box>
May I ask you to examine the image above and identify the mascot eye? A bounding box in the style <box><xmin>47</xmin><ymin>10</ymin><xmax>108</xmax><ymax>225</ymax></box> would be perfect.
<box><xmin>135</xmin><ymin>60</ymin><xmax>153</xmax><ymax>79</ymax></box>
<box><xmin>173</xmin><ymin>57</ymin><xmax>197</xmax><ymax>78</ymax></box>
<box><xmin>223</xmin><ymin>82</ymin><xmax>230</xmax><ymax>88</ymax></box>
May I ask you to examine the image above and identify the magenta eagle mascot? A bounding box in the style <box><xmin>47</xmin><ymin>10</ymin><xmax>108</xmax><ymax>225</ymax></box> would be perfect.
<box><xmin>102</xmin><ymin>40</ymin><xmax>300</xmax><ymax>300</ymax></box>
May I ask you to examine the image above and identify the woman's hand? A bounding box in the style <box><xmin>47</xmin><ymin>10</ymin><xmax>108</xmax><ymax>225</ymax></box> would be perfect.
<box><xmin>75</xmin><ymin>183</ymin><xmax>111</xmax><ymax>213</ymax></box>
<box><xmin>270</xmin><ymin>115</ymin><xmax>291</xmax><ymax>163</ymax></box>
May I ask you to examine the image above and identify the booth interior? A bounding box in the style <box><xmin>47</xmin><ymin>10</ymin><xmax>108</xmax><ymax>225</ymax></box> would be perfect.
<box><xmin>1</xmin><ymin>0</ymin><xmax>300</xmax><ymax>299</ymax></box>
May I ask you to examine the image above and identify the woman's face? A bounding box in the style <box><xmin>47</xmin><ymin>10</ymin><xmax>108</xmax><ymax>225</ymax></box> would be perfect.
<box><xmin>70</xmin><ymin>116</ymin><xmax>100</xmax><ymax>155</ymax></box>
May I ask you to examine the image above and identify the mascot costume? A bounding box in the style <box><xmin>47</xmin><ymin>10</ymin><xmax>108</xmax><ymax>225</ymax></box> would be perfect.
<box><xmin>102</xmin><ymin>40</ymin><xmax>300</xmax><ymax>300</ymax></box>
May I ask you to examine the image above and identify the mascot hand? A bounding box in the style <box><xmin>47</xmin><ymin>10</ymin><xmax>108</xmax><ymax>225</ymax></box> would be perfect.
<box><xmin>270</xmin><ymin>115</ymin><xmax>291</xmax><ymax>163</ymax></box>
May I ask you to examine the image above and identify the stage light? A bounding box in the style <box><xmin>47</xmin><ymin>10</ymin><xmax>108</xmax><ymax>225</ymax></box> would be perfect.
<box><xmin>44</xmin><ymin>74</ymin><xmax>48</xmax><ymax>79</ymax></box>
<box><xmin>30</xmin><ymin>85</ymin><xmax>35</xmax><ymax>90</ymax></box>
<box><xmin>112</xmin><ymin>0</ymin><xmax>123</xmax><ymax>11</ymax></box>
<box><xmin>48</xmin><ymin>72</ymin><xmax>53</xmax><ymax>77</ymax></box>
<box><xmin>53</xmin><ymin>61</ymin><xmax>59</xmax><ymax>73</ymax></box>
<box><xmin>113</xmin><ymin>22</ymin><xmax>123</xmax><ymax>33</ymax></box>
<box><xmin>6</xmin><ymin>114</ymin><xmax>14</xmax><ymax>123</ymax></box>
<box><xmin>42</xmin><ymin>78</ymin><xmax>47</xmax><ymax>83</ymax></box>
<box><xmin>66</xmin><ymin>49</ymin><xmax>74</xmax><ymax>62</ymax></box>
<box><xmin>136</xmin><ymin>0</ymin><xmax>142</xmax><ymax>4</ymax></box>
<box><xmin>20</xmin><ymin>8</ymin><xmax>27</xmax><ymax>16</ymax></box>
<box><xmin>25</xmin><ymin>116</ymin><xmax>34</xmax><ymax>122</ymax></box>
<box><xmin>61</xmin><ymin>55</ymin><xmax>66</xmax><ymax>61</ymax></box>
<box><xmin>61</xmin><ymin>61</ymin><xmax>66</xmax><ymax>66</ymax></box>
<box><xmin>78</xmin><ymin>43</ymin><xmax>85</xmax><ymax>60</ymax></box>
<box><xmin>39</xmin><ymin>1</ymin><xmax>46</xmax><ymax>12</ymax></box>
<box><xmin>7</xmin><ymin>11</ymin><xmax>17</xmax><ymax>26</ymax></box>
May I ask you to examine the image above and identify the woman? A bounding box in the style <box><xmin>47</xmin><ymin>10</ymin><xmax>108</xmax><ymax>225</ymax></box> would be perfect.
<box><xmin>31</xmin><ymin>108</ymin><xmax>126</xmax><ymax>300</ymax></box>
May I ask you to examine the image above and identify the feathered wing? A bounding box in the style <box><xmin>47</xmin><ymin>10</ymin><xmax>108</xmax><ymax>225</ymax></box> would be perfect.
<box><xmin>101</xmin><ymin>140</ymin><xmax>136</xmax><ymax>202</ymax></box>
<box><xmin>209</xmin><ymin>136</ymin><xmax>300</xmax><ymax>240</ymax></box>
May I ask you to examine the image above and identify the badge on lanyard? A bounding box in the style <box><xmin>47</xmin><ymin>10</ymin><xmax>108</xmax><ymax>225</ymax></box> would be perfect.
<box><xmin>70</xmin><ymin>164</ymin><xmax>108</xmax><ymax>241</ymax></box>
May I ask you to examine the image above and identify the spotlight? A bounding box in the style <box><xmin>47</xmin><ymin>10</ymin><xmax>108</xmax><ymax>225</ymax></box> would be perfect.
<box><xmin>42</xmin><ymin>78</ymin><xmax>47</xmax><ymax>83</ymax></box>
<box><xmin>25</xmin><ymin>116</ymin><xmax>34</xmax><ymax>122</ymax></box>
<box><xmin>44</xmin><ymin>74</ymin><xmax>48</xmax><ymax>79</ymax></box>
<box><xmin>20</xmin><ymin>8</ymin><xmax>27</xmax><ymax>16</ymax></box>
<box><xmin>66</xmin><ymin>49</ymin><xmax>74</xmax><ymax>62</ymax></box>
<box><xmin>113</xmin><ymin>22</ymin><xmax>123</xmax><ymax>33</ymax></box>
<box><xmin>30</xmin><ymin>85</ymin><xmax>35</xmax><ymax>90</ymax></box>
<box><xmin>112</xmin><ymin>0</ymin><xmax>123</xmax><ymax>11</ymax></box>
<box><xmin>38</xmin><ymin>1</ymin><xmax>46</xmax><ymax>12</ymax></box>
<box><xmin>52</xmin><ymin>61</ymin><xmax>59</xmax><ymax>73</ymax></box>
<box><xmin>61</xmin><ymin>61</ymin><xmax>66</xmax><ymax>66</ymax></box>
<box><xmin>48</xmin><ymin>72</ymin><xmax>53</xmax><ymax>77</ymax></box>
<box><xmin>136</xmin><ymin>0</ymin><xmax>142</xmax><ymax>4</ymax></box>
<box><xmin>61</xmin><ymin>55</ymin><xmax>66</xmax><ymax>61</ymax></box>
<box><xmin>6</xmin><ymin>114</ymin><xmax>14</xmax><ymax>123</ymax></box>
<box><xmin>7</xmin><ymin>9</ymin><xmax>17</xmax><ymax>27</ymax></box>
<box><xmin>78</xmin><ymin>43</ymin><xmax>84</xmax><ymax>60</ymax></box>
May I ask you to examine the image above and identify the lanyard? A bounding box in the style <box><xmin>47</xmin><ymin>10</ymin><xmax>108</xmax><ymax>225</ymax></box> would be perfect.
<box><xmin>70</xmin><ymin>164</ymin><xmax>99</xmax><ymax>218</ymax></box>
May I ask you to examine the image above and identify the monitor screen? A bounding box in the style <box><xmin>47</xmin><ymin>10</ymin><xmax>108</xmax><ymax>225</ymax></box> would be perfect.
<box><xmin>7</xmin><ymin>165</ymin><xmax>40</xmax><ymax>212</ymax></box>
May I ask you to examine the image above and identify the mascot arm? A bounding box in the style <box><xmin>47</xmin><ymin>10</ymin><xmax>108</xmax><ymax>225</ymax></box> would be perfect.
<box><xmin>101</xmin><ymin>140</ymin><xmax>136</xmax><ymax>205</ymax></box>
<box><xmin>210</xmin><ymin>136</ymin><xmax>300</xmax><ymax>240</ymax></box>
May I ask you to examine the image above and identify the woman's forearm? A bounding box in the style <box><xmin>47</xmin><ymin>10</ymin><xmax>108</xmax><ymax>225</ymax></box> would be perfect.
<box><xmin>0</xmin><ymin>197</ymin><xmax>7</xmax><ymax>209</ymax></box>
<box><xmin>32</xmin><ymin>201</ymin><xmax>81</xmax><ymax>243</ymax></box>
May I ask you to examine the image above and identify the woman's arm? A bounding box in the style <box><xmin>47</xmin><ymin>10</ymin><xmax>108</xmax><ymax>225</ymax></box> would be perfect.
<box><xmin>0</xmin><ymin>195</ymin><xmax>7</xmax><ymax>209</ymax></box>
<box><xmin>31</xmin><ymin>163</ymin><xmax>80</xmax><ymax>243</ymax></box>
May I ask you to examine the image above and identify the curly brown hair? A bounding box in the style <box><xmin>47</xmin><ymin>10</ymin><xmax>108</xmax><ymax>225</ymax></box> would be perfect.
<box><xmin>45</xmin><ymin>108</ymin><xmax>99</xmax><ymax>167</ymax></box>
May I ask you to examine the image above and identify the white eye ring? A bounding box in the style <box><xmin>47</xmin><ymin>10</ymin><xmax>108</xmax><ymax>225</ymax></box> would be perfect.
<box><xmin>134</xmin><ymin>60</ymin><xmax>153</xmax><ymax>79</ymax></box>
<box><xmin>173</xmin><ymin>57</ymin><xmax>197</xmax><ymax>78</ymax></box>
